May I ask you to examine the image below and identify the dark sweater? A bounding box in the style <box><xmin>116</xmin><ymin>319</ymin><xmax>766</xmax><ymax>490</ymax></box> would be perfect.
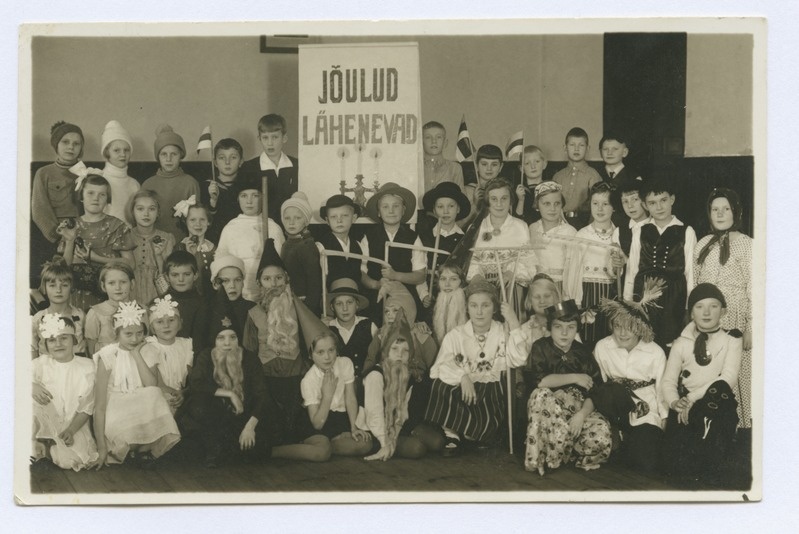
<box><xmin>240</xmin><ymin>154</ymin><xmax>299</xmax><ymax>224</ymax></box>
<box><xmin>167</xmin><ymin>288</ymin><xmax>210</xmax><ymax>352</ymax></box>
<box><xmin>189</xmin><ymin>347</ymin><xmax>266</xmax><ymax>422</ymax></box>
<box><xmin>282</xmin><ymin>233</ymin><xmax>322</xmax><ymax>315</ymax></box>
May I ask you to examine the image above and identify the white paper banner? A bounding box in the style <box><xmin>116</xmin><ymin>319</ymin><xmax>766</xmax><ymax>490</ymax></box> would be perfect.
<box><xmin>298</xmin><ymin>42</ymin><xmax>422</xmax><ymax>223</ymax></box>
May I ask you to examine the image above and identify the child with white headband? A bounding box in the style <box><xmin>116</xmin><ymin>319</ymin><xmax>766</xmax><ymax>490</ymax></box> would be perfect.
<box><xmin>92</xmin><ymin>301</ymin><xmax>180</xmax><ymax>468</ymax></box>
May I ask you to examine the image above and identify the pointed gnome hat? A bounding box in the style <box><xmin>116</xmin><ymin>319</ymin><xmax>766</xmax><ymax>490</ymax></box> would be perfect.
<box><xmin>599</xmin><ymin>276</ymin><xmax>665</xmax><ymax>344</ymax></box>
<box><xmin>101</xmin><ymin>120</ymin><xmax>133</xmax><ymax>156</ymax></box>
<box><xmin>294</xmin><ymin>294</ymin><xmax>332</xmax><ymax>349</ymax></box>
<box><xmin>256</xmin><ymin>237</ymin><xmax>286</xmax><ymax>279</ymax></box>
<box><xmin>379</xmin><ymin>306</ymin><xmax>415</xmax><ymax>364</ymax></box>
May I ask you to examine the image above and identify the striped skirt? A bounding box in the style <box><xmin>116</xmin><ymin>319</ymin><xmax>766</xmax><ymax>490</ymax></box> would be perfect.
<box><xmin>424</xmin><ymin>378</ymin><xmax>506</xmax><ymax>443</ymax></box>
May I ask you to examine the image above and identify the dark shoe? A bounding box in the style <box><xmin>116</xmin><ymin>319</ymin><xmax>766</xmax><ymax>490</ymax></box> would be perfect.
<box><xmin>442</xmin><ymin>436</ymin><xmax>461</xmax><ymax>457</ymax></box>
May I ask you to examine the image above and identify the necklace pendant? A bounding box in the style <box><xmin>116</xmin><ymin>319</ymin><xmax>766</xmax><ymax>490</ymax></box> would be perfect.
<box><xmin>479</xmin><ymin>352</ymin><xmax>485</xmax><ymax>359</ymax></box>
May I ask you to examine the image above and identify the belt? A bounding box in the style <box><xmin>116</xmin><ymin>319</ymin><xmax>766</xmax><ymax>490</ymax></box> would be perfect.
<box><xmin>564</xmin><ymin>211</ymin><xmax>578</xmax><ymax>218</ymax></box>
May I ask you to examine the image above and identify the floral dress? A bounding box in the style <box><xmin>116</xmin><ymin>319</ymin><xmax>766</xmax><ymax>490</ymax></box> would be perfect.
<box><xmin>525</xmin><ymin>336</ymin><xmax>612</xmax><ymax>474</ymax></box>
<box><xmin>65</xmin><ymin>214</ymin><xmax>135</xmax><ymax>311</ymax></box>
<box><xmin>694</xmin><ymin>234</ymin><xmax>753</xmax><ymax>428</ymax></box>
<box><xmin>131</xmin><ymin>229</ymin><xmax>175</xmax><ymax>307</ymax></box>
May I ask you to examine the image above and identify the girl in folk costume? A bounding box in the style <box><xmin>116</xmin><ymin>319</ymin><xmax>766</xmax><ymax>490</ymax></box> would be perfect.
<box><xmin>362</xmin><ymin>308</ymin><xmax>446</xmax><ymax>461</ymax></box>
<box><xmin>127</xmin><ymin>189</ymin><xmax>175</xmax><ymax>306</ymax></box>
<box><xmin>186</xmin><ymin>316</ymin><xmax>271</xmax><ymax>467</ymax></box>
<box><xmin>296</xmin><ymin>305</ymin><xmax>373</xmax><ymax>457</ymax></box>
<box><xmin>140</xmin><ymin>296</ymin><xmax>194</xmax><ymax>415</ymax></box>
<box><xmin>30</xmin><ymin>121</ymin><xmax>83</xmax><ymax>287</ymax></box>
<box><xmin>525</xmin><ymin>299</ymin><xmax>612</xmax><ymax>475</ymax></box>
<box><xmin>92</xmin><ymin>301</ymin><xmax>180</xmax><ymax>468</ymax></box>
<box><xmin>58</xmin><ymin>172</ymin><xmax>135</xmax><ymax>311</ymax></box>
<box><xmin>84</xmin><ymin>262</ymin><xmax>137</xmax><ymax>356</ymax></box>
<box><xmin>574</xmin><ymin>182</ymin><xmax>624</xmax><ymax>349</ymax></box>
<box><xmin>32</xmin><ymin>315</ymin><xmax>98</xmax><ymax>471</ymax></box>
<box><xmin>429</xmin><ymin>262</ymin><xmax>468</xmax><ymax>346</ymax></box>
<box><xmin>31</xmin><ymin>257</ymin><xmax>86</xmax><ymax>359</ymax></box>
<box><xmin>466</xmin><ymin>178</ymin><xmax>532</xmax><ymax>283</ymax></box>
<box><xmin>693</xmin><ymin>188</ymin><xmax>753</xmax><ymax>432</ymax></box>
<box><xmin>425</xmin><ymin>276</ymin><xmax>528</xmax><ymax>455</ymax></box>
<box><xmin>593</xmin><ymin>281</ymin><xmax>669</xmax><ymax>474</ymax></box>
<box><xmin>174</xmin><ymin>198</ymin><xmax>215</xmax><ymax>299</ymax></box>
<box><xmin>99</xmin><ymin>120</ymin><xmax>139</xmax><ymax>222</ymax></box>
<box><xmin>528</xmin><ymin>181</ymin><xmax>579</xmax><ymax>299</ymax></box>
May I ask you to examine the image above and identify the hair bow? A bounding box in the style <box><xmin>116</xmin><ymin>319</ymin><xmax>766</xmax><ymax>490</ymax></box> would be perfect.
<box><xmin>173</xmin><ymin>195</ymin><xmax>197</xmax><ymax>218</ymax></box>
<box><xmin>69</xmin><ymin>161</ymin><xmax>105</xmax><ymax>191</ymax></box>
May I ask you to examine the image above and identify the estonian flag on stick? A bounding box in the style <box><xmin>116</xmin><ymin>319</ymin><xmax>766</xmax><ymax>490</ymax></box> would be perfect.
<box><xmin>505</xmin><ymin>130</ymin><xmax>524</xmax><ymax>161</ymax></box>
<box><xmin>196</xmin><ymin>126</ymin><xmax>212</xmax><ymax>153</ymax></box>
<box><xmin>455</xmin><ymin>116</ymin><xmax>475</xmax><ymax>162</ymax></box>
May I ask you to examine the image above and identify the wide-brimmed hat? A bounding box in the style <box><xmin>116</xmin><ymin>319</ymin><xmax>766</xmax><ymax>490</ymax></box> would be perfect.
<box><xmin>422</xmin><ymin>182</ymin><xmax>471</xmax><ymax>221</ymax></box>
<box><xmin>364</xmin><ymin>182</ymin><xmax>416</xmax><ymax>223</ymax></box>
<box><xmin>598</xmin><ymin>277</ymin><xmax>664</xmax><ymax>344</ymax></box>
<box><xmin>326</xmin><ymin>277</ymin><xmax>369</xmax><ymax>312</ymax></box>
<box><xmin>320</xmin><ymin>194</ymin><xmax>362</xmax><ymax>220</ymax></box>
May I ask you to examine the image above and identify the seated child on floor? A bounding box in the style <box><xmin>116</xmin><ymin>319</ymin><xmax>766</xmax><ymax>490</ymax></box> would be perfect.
<box><xmin>32</xmin><ymin>315</ymin><xmax>98</xmax><ymax>471</ymax></box>
<box><xmin>660</xmin><ymin>283</ymin><xmax>742</xmax><ymax>481</ymax></box>
<box><xmin>186</xmin><ymin>316</ymin><xmax>271</xmax><ymax>468</ymax></box>
<box><xmin>92</xmin><ymin>302</ymin><xmax>180</xmax><ymax>468</ymax></box>
<box><xmin>141</xmin><ymin>296</ymin><xmax>194</xmax><ymax>416</ymax></box>
<box><xmin>32</xmin><ymin>257</ymin><xmax>86</xmax><ymax>359</ymax></box>
<box><xmin>298</xmin><ymin>318</ymin><xmax>373</xmax><ymax>458</ymax></box>
<box><xmin>524</xmin><ymin>299</ymin><xmax>611</xmax><ymax>475</ymax></box>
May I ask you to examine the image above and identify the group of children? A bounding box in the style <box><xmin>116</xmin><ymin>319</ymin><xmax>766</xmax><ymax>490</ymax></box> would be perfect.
<box><xmin>29</xmin><ymin>116</ymin><xmax>752</xmax><ymax>487</ymax></box>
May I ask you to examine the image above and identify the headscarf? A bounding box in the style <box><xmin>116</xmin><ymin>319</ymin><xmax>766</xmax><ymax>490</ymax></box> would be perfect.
<box><xmin>696</xmin><ymin>188</ymin><xmax>743</xmax><ymax>266</ymax></box>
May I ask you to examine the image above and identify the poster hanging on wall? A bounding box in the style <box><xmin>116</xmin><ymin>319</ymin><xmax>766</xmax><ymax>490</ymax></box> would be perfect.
<box><xmin>298</xmin><ymin>42</ymin><xmax>422</xmax><ymax>222</ymax></box>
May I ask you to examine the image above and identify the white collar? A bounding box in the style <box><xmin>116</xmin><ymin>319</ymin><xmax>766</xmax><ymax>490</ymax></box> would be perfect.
<box><xmin>259</xmin><ymin>152</ymin><xmax>293</xmax><ymax>172</ymax></box>
<box><xmin>605</xmin><ymin>163</ymin><xmax>625</xmax><ymax>174</ymax></box>
<box><xmin>433</xmin><ymin>223</ymin><xmax>464</xmax><ymax>237</ymax></box>
<box><xmin>332</xmin><ymin>316</ymin><xmax>368</xmax><ymax>332</ymax></box>
<box><xmin>646</xmin><ymin>215</ymin><xmax>684</xmax><ymax>231</ymax></box>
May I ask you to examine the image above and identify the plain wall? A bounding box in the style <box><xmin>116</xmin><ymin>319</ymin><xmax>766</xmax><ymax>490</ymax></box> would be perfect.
<box><xmin>685</xmin><ymin>34</ymin><xmax>754</xmax><ymax>157</ymax></box>
<box><xmin>31</xmin><ymin>33</ymin><xmax>751</xmax><ymax>164</ymax></box>
<box><xmin>30</xmin><ymin>34</ymin><xmax>603</xmax><ymax>165</ymax></box>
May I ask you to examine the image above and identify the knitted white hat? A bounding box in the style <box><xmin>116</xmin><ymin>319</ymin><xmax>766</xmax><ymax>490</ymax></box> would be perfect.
<box><xmin>101</xmin><ymin>120</ymin><xmax>133</xmax><ymax>158</ymax></box>
<box><xmin>281</xmin><ymin>191</ymin><xmax>313</xmax><ymax>224</ymax></box>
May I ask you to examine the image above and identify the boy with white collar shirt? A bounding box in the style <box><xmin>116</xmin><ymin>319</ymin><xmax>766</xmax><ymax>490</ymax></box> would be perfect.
<box><xmin>240</xmin><ymin>114</ymin><xmax>298</xmax><ymax>223</ymax></box>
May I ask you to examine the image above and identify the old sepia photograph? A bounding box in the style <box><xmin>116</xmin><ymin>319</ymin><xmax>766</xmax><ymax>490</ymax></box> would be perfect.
<box><xmin>14</xmin><ymin>18</ymin><xmax>766</xmax><ymax>506</ymax></box>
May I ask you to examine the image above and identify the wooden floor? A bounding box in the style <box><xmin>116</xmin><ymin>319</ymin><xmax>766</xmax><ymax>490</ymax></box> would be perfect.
<box><xmin>29</xmin><ymin>443</ymin><xmax>753</xmax><ymax>497</ymax></box>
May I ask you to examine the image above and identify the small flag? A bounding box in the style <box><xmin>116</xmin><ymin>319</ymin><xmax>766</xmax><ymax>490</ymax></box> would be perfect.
<box><xmin>455</xmin><ymin>116</ymin><xmax>475</xmax><ymax>162</ymax></box>
<box><xmin>505</xmin><ymin>130</ymin><xmax>524</xmax><ymax>161</ymax></box>
<box><xmin>196</xmin><ymin>126</ymin><xmax>212</xmax><ymax>153</ymax></box>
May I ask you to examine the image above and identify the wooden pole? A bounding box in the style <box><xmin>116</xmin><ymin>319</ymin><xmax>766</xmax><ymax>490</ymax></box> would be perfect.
<box><xmin>261</xmin><ymin>174</ymin><xmax>269</xmax><ymax>241</ymax></box>
<box><xmin>494</xmin><ymin>251</ymin><xmax>513</xmax><ymax>455</ymax></box>
<box><xmin>321</xmin><ymin>252</ymin><xmax>329</xmax><ymax>320</ymax></box>
<box><xmin>428</xmin><ymin>221</ymin><xmax>442</xmax><ymax>296</ymax></box>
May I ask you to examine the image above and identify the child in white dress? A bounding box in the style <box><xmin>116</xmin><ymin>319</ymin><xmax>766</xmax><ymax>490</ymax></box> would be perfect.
<box><xmin>32</xmin><ymin>315</ymin><xmax>98</xmax><ymax>471</ymax></box>
<box><xmin>92</xmin><ymin>301</ymin><xmax>180</xmax><ymax>467</ymax></box>
<box><xmin>141</xmin><ymin>295</ymin><xmax>194</xmax><ymax>415</ymax></box>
